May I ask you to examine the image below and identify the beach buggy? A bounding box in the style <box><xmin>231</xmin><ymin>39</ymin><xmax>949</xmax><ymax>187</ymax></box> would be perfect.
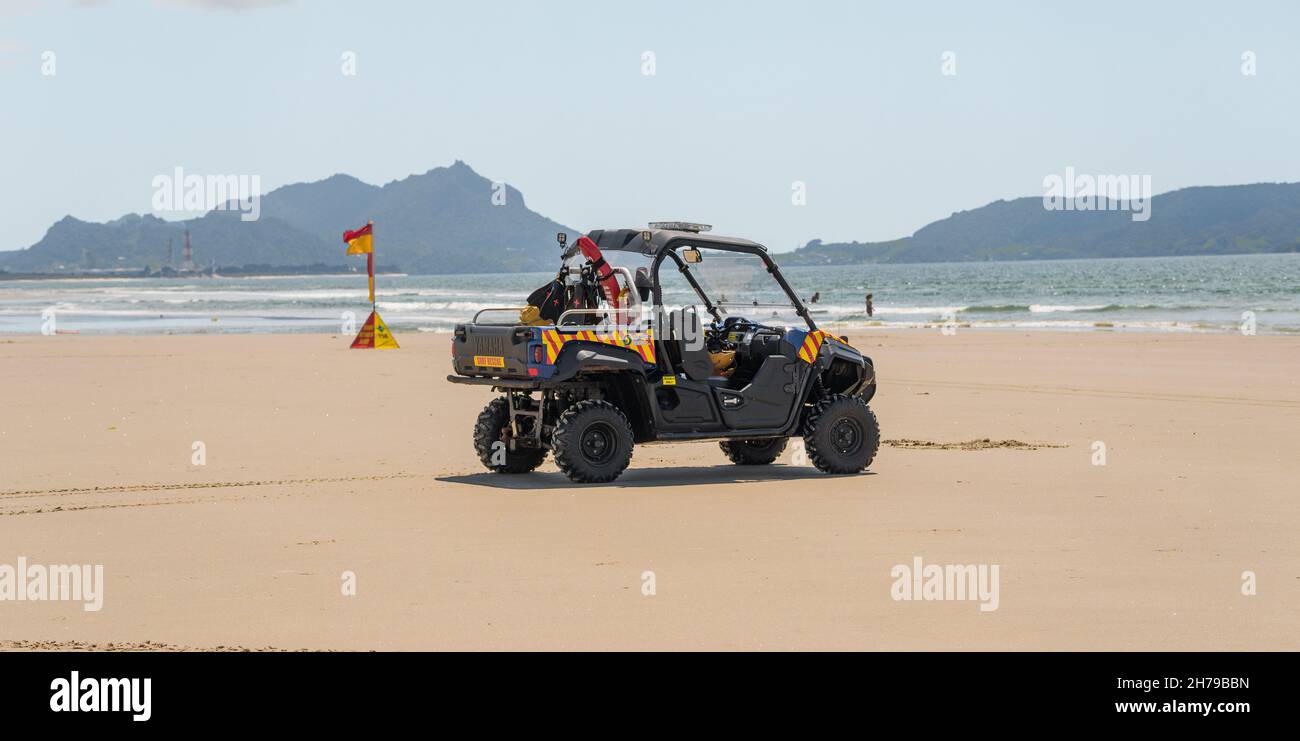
<box><xmin>447</xmin><ymin>223</ymin><xmax>879</xmax><ymax>483</ymax></box>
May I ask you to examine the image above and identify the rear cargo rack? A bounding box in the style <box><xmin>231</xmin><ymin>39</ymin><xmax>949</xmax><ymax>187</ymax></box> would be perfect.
<box><xmin>471</xmin><ymin>307</ymin><xmax>529</xmax><ymax>324</ymax></box>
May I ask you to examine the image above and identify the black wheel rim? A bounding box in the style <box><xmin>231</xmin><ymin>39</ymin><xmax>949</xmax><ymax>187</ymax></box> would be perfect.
<box><xmin>830</xmin><ymin>418</ymin><xmax>863</xmax><ymax>455</ymax></box>
<box><xmin>580</xmin><ymin>422</ymin><xmax>617</xmax><ymax>465</ymax></box>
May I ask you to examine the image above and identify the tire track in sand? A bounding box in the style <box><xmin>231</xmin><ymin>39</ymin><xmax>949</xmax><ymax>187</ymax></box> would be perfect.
<box><xmin>0</xmin><ymin>473</ymin><xmax>428</xmax><ymax>500</ymax></box>
<box><xmin>0</xmin><ymin>473</ymin><xmax>430</xmax><ymax>516</ymax></box>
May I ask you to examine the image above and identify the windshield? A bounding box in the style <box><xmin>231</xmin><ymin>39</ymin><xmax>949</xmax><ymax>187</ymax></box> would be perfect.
<box><xmin>659</xmin><ymin>244</ymin><xmax>805</xmax><ymax>327</ymax></box>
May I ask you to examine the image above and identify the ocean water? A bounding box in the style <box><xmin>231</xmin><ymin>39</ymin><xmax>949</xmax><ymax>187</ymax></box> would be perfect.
<box><xmin>1</xmin><ymin>253</ymin><xmax>1297</xmax><ymax>335</ymax></box>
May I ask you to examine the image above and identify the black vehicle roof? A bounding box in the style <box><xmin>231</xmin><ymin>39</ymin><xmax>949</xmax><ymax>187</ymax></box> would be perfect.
<box><xmin>585</xmin><ymin>228</ymin><xmax>766</xmax><ymax>257</ymax></box>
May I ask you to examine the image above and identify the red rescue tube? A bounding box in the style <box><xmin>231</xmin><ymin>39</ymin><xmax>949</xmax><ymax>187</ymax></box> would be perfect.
<box><xmin>576</xmin><ymin>235</ymin><xmax>621</xmax><ymax>308</ymax></box>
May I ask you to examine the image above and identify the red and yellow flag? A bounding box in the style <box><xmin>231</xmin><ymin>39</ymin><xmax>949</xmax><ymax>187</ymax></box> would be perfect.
<box><xmin>343</xmin><ymin>223</ymin><xmax>373</xmax><ymax>255</ymax></box>
<box><xmin>341</xmin><ymin>221</ymin><xmax>394</xmax><ymax>348</ymax></box>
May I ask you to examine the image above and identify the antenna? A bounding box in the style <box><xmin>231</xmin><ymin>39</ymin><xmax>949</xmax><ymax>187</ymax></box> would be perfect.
<box><xmin>180</xmin><ymin>229</ymin><xmax>197</xmax><ymax>272</ymax></box>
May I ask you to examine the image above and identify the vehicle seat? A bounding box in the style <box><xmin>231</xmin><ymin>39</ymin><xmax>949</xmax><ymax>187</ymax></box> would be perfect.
<box><xmin>666</xmin><ymin>309</ymin><xmax>716</xmax><ymax>382</ymax></box>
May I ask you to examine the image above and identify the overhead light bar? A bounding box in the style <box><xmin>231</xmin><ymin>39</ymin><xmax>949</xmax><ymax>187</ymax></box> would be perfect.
<box><xmin>648</xmin><ymin>221</ymin><xmax>712</xmax><ymax>233</ymax></box>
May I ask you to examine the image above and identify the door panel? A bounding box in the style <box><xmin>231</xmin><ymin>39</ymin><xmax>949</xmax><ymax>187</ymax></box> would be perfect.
<box><xmin>652</xmin><ymin>378</ymin><xmax>726</xmax><ymax>431</ymax></box>
<box><xmin>714</xmin><ymin>356</ymin><xmax>802</xmax><ymax>429</ymax></box>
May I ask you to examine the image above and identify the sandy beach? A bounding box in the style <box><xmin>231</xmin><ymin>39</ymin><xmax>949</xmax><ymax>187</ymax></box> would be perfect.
<box><xmin>1</xmin><ymin>330</ymin><xmax>1296</xmax><ymax>651</ymax></box>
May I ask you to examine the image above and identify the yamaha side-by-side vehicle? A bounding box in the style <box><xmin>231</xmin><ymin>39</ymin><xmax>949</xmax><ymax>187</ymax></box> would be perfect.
<box><xmin>447</xmin><ymin>223</ymin><xmax>879</xmax><ymax>483</ymax></box>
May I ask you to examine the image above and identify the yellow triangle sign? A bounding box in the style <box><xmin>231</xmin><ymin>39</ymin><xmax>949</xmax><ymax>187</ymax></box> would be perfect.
<box><xmin>350</xmin><ymin>310</ymin><xmax>399</xmax><ymax>349</ymax></box>
<box><xmin>372</xmin><ymin>312</ymin><xmax>399</xmax><ymax>349</ymax></box>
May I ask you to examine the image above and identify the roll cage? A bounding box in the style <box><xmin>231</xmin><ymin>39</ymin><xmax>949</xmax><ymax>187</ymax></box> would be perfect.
<box><xmin>628</xmin><ymin>232</ymin><xmax>818</xmax><ymax>333</ymax></box>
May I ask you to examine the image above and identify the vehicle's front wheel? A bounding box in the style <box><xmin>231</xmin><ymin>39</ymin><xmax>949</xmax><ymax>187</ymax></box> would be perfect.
<box><xmin>552</xmin><ymin>400</ymin><xmax>635</xmax><ymax>483</ymax></box>
<box><xmin>719</xmin><ymin>437</ymin><xmax>788</xmax><ymax>465</ymax></box>
<box><xmin>803</xmin><ymin>394</ymin><xmax>880</xmax><ymax>474</ymax></box>
<box><xmin>473</xmin><ymin>397</ymin><xmax>547</xmax><ymax>474</ymax></box>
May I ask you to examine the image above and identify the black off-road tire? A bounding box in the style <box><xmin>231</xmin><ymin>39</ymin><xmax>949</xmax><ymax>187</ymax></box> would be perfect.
<box><xmin>719</xmin><ymin>437</ymin><xmax>789</xmax><ymax>465</ymax></box>
<box><xmin>473</xmin><ymin>397</ymin><xmax>547</xmax><ymax>474</ymax></box>
<box><xmin>803</xmin><ymin>394</ymin><xmax>880</xmax><ymax>474</ymax></box>
<box><xmin>552</xmin><ymin>400</ymin><xmax>635</xmax><ymax>483</ymax></box>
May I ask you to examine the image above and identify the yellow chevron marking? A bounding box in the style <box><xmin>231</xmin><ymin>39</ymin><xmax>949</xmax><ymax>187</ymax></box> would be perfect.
<box><xmin>799</xmin><ymin>330</ymin><xmax>829</xmax><ymax>364</ymax></box>
<box><xmin>540</xmin><ymin>327</ymin><xmax>657</xmax><ymax>366</ymax></box>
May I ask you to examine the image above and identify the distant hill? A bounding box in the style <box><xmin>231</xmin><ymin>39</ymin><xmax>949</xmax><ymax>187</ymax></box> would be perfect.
<box><xmin>6</xmin><ymin>172</ymin><xmax>1299</xmax><ymax>275</ymax></box>
<box><xmin>256</xmin><ymin>161</ymin><xmax>576</xmax><ymax>273</ymax></box>
<box><xmin>0</xmin><ymin>211</ymin><xmax>340</xmax><ymax>273</ymax></box>
<box><xmin>0</xmin><ymin>161</ymin><xmax>577</xmax><ymax>274</ymax></box>
<box><xmin>783</xmin><ymin>182</ymin><xmax>1300</xmax><ymax>265</ymax></box>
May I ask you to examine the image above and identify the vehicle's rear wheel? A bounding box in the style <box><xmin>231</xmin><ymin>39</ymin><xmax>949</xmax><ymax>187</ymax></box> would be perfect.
<box><xmin>473</xmin><ymin>397</ymin><xmax>547</xmax><ymax>474</ymax></box>
<box><xmin>803</xmin><ymin>394</ymin><xmax>880</xmax><ymax>474</ymax></box>
<box><xmin>719</xmin><ymin>437</ymin><xmax>788</xmax><ymax>465</ymax></box>
<box><xmin>552</xmin><ymin>400</ymin><xmax>634</xmax><ymax>483</ymax></box>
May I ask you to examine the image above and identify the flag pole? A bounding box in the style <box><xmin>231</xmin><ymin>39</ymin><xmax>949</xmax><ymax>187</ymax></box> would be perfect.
<box><xmin>368</xmin><ymin>220</ymin><xmax>375</xmax><ymax>315</ymax></box>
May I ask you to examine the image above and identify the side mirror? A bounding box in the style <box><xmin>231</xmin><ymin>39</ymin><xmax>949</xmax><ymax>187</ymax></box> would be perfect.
<box><xmin>556</xmin><ymin>232</ymin><xmax>567</xmax><ymax>246</ymax></box>
<box><xmin>682</xmin><ymin>247</ymin><xmax>703</xmax><ymax>264</ymax></box>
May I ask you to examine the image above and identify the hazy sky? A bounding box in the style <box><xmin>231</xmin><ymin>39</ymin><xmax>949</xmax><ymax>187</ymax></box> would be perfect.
<box><xmin>1</xmin><ymin>0</ymin><xmax>1296</xmax><ymax>253</ymax></box>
